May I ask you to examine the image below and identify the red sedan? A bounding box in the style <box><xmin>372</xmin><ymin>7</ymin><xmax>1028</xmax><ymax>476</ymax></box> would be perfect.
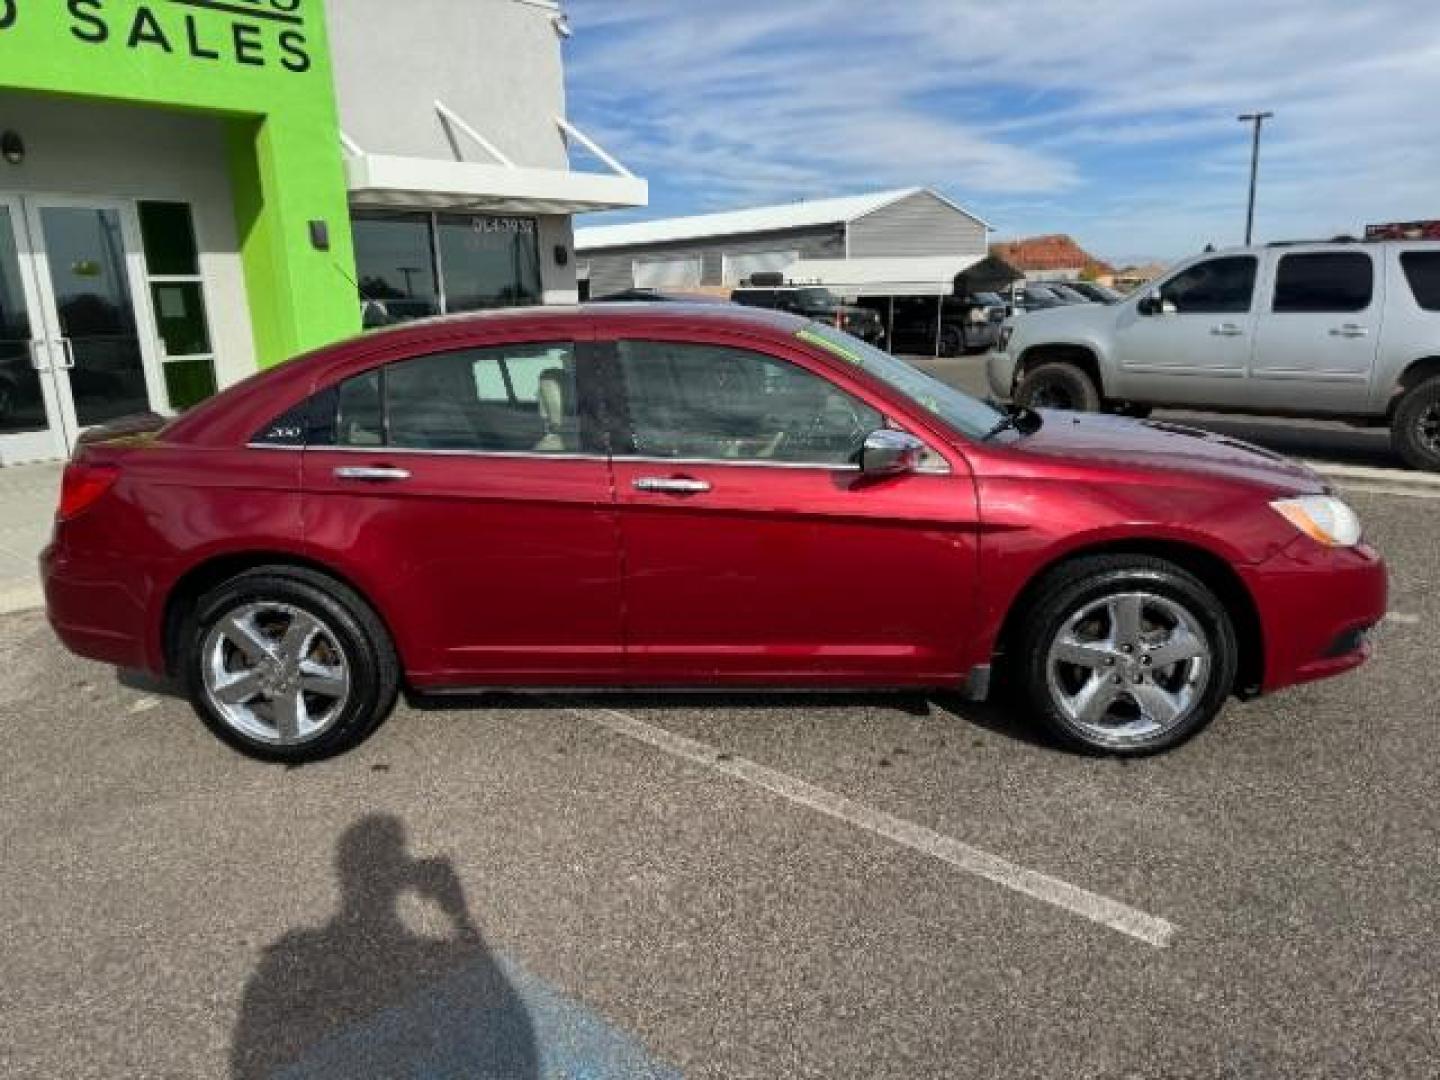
<box><xmin>42</xmin><ymin>305</ymin><xmax>1386</xmax><ymax>761</ymax></box>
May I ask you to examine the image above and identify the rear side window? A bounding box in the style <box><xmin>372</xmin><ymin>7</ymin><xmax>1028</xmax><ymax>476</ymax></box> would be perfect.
<box><xmin>1272</xmin><ymin>252</ymin><xmax>1374</xmax><ymax>313</ymax></box>
<box><xmin>331</xmin><ymin>343</ymin><xmax>581</xmax><ymax>454</ymax></box>
<box><xmin>1158</xmin><ymin>256</ymin><xmax>1257</xmax><ymax>314</ymax></box>
<box><xmin>1401</xmin><ymin>252</ymin><xmax>1440</xmax><ymax>311</ymax></box>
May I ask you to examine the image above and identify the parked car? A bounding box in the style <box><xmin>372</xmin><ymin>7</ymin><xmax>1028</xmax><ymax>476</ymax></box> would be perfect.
<box><xmin>1062</xmin><ymin>281</ymin><xmax>1126</xmax><ymax>304</ymax></box>
<box><xmin>1008</xmin><ymin>284</ymin><xmax>1084</xmax><ymax>313</ymax></box>
<box><xmin>884</xmin><ymin>293</ymin><xmax>1007</xmax><ymax>356</ymax></box>
<box><xmin>44</xmin><ymin>304</ymin><xmax>1385</xmax><ymax>762</ymax></box>
<box><xmin>731</xmin><ymin>285</ymin><xmax>886</xmax><ymax>344</ymax></box>
<box><xmin>989</xmin><ymin>240</ymin><xmax>1440</xmax><ymax>470</ymax></box>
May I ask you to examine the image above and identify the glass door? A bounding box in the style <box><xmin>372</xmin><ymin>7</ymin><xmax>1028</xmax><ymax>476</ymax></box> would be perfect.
<box><xmin>0</xmin><ymin>196</ymin><xmax>68</xmax><ymax>465</ymax></box>
<box><xmin>23</xmin><ymin>196</ymin><xmax>163</xmax><ymax>440</ymax></box>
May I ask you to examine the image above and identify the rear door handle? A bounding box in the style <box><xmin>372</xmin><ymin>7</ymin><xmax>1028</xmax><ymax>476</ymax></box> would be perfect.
<box><xmin>333</xmin><ymin>466</ymin><xmax>411</xmax><ymax>482</ymax></box>
<box><xmin>1329</xmin><ymin>324</ymin><xmax>1369</xmax><ymax>338</ymax></box>
<box><xmin>633</xmin><ymin>476</ymin><xmax>711</xmax><ymax>495</ymax></box>
<box><xmin>1210</xmin><ymin>323</ymin><xmax>1244</xmax><ymax>337</ymax></box>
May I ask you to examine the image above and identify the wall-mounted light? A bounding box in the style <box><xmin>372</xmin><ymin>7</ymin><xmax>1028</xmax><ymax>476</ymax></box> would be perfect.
<box><xmin>553</xmin><ymin>244</ymin><xmax>569</xmax><ymax>266</ymax></box>
<box><xmin>552</xmin><ymin>13</ymin><xmax>572</xmax><ymax>38</ymax></box>
<box><xmin>1</xmin><ymin>130</ymin><xmax>24</xmax><ymax>166</ymax></box>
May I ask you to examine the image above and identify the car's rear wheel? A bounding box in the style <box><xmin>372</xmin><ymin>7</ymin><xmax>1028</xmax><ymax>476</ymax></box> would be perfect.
<box><xmin>1014</xmin><ymin>556</ymin><xmax>1238</xmax><ymax>755</ymax></box>
<box><xmin>1014</xmin><ymin>361</ymin><xmax>1101</xmax><ymax>412</ymax></box>
<box><xmin>1390</xmin><ymin>376</ymin><xmax>1440</xmax><ymax>472</ymax></box>
<box><xmin>182</xmin><ymin>567</ymin><xmax>399</xmax><ymax>762</ymax></box>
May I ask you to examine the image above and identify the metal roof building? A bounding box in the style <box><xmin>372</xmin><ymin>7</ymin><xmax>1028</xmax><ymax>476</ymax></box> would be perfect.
<box><xmin>575</xmin><ymin>188</ymin><xmax>1006</xmax><ymax>299</ymax></box>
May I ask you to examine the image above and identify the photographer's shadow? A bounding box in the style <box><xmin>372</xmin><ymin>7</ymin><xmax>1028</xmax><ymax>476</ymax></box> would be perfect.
<box><xmin>231</xmin><ymin>814</ymin><xmax>537</xmax><ymax>1079</ymax></box>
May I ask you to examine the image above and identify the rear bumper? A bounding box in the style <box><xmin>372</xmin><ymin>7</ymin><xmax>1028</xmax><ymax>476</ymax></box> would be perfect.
<box><xmin>42</xmin><ymin>542</ymin><xmax>157</xmax><ymax>673</ymax></box>
<box><xmin>1247</xmin><ymin>539</ymin><xmax>1387</xmax><ymax>693</ymax></box>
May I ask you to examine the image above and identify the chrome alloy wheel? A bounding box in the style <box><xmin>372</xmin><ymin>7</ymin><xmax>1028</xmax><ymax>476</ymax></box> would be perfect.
<box><xmin>1045</xmin><ymin>591</ymin><xmax>1211</xmax><ymax>747</ymax></box>
<box><xmin>201</xmin><ymin>602</ymin><xmax>351</xmax><ymax>746</ymax></box>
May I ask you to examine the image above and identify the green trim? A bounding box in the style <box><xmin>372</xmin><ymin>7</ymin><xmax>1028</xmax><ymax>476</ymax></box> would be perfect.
<box><xmin>0</xmin><ymin>1</ymin><xmax>360</xmax><ymax>368</ymax></box>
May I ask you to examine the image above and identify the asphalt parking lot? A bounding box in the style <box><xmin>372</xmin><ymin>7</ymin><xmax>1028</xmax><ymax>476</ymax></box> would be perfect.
<box><xmin>1</xmin><ymin>482</ymin><xmax>1436</xmax><ymax>1079</ymax></box>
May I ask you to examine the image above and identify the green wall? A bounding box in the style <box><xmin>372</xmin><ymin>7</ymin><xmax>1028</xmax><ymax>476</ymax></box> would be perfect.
<box><xmin>0</xmin><ymin>0</ymin><xmax>359</xmax><ymax>367</ymax></box>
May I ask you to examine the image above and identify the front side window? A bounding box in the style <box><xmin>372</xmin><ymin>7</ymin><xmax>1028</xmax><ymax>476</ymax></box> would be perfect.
<box><xmin>614</xmin><ymin>340</ymin><xmax>881</xmax><ymax>466</ymax></box>
<box><xmin>1157</xmin><ymin>256</ymin><xmax>1257</xmax><ymax>314</ymax></box>
<box><xmin>1272</xmin><ymin>252</ymin><xmax>1374</xmax><ymax>313</ymax></box>
<box><xmin>329</xmin><ymin>343</ymin><xmax>580</xmax><ymax>453</ymax></box>
<box><xmin>1400</xmin><ymin>252</ymin><xmax>1440</xmax><ymax>312</ymax></box>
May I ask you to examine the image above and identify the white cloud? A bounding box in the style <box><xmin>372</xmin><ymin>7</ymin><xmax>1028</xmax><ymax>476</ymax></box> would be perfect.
<box><xmin>565</xmin><ymin>0</ymin><xmax>1440</xmax><ymax>259</ymax></box>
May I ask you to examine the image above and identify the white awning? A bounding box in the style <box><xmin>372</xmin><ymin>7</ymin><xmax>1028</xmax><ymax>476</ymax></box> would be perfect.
<box><xmin>345</xmin><ymin>155</ymin><xmax>649</xmax><ymax>215</ymax></box>
<box><xmin>342</xmin><ymin>108</ymin><xmax>648</xmax><ymax>215</ymax></box>
<box><xmin>782</xmin><ymin>254</ymin><xmax>987</xmax><ymax>297</ymax></box>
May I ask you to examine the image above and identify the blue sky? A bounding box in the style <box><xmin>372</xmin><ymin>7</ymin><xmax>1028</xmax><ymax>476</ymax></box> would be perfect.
<box><xmin>562</xmin><ymin>1</ymin><xmax>1440</xmax><ymax>263</ymax></box>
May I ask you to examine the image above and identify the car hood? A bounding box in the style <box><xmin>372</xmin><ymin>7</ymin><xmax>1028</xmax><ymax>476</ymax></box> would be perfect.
<box><xmin>1007</xmin><ymin>410</ymin><xmax>1328</xmax><ymax>494</ymax></box>
<box><xmin>1012</xmin><ymin>302</ymin><xmax>1114</xmax><ymax>332</ymax></box>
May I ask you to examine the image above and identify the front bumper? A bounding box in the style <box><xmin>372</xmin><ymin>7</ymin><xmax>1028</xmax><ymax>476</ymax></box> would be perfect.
<box><xmin>986</xmin><ymin>350</ymin><xmax>1017</xmax><ymax>400</ymax></box>
<box><xmin>1245</xmin><ymin>539</ymin><xmax>1387</xmax><ymax>694</ymax></box>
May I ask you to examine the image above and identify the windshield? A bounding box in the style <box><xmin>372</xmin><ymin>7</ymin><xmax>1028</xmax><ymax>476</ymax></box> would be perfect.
<box><xmin>797</xmin><ymin>323</ymin><xmax>1007</xmax><ymax>440</ymax></box>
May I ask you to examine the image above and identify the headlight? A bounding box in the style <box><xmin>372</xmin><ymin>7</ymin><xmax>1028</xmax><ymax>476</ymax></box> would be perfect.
<box><xmin>1270</xmin><ymin>495</ymin><xmax>1362</xmax><ymax>547</ymax></box>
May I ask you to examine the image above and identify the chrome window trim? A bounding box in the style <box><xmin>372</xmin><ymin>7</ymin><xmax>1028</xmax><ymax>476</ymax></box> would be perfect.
<box><xmin>245</xmin><ymin>446</ymin><xmax>950</xmax><ymax>474</ymax></box>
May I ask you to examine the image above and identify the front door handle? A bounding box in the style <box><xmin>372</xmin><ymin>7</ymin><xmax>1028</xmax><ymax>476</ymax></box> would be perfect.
<box><xmin>333</xmin><ymin>465</ymin><xmax>411</xmax><ymax>482</ymax></box>
<box><xmin>633</xmin><ymin>476</ymin><xmax>711</xmax><ymax>495</ymax></box>
<box><xmin>1210</xmin><ymin>323</ymin><xmax>1244</xmax><ymax>337</ymax></box>
<box><xmin>52</xmin><ymin>337</ymin><xmax>76</xmax><ymax>369</ymax></box>
<box><xmin>1329</xmin><ymin>324</ymin><xmax>1369</xmax><ymax>338</ymax></box>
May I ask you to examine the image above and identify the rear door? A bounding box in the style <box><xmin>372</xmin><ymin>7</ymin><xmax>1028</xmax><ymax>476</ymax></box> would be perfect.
<box><xmin>1111</xmin><ymin>254</ymin><xmax>1260</xmax><ymax>406</ymax></box>
<box><xmin>1248</xmin><ymin>249</ymin><xmax>1382</xmax><ymax>413</ymax></box>
<box><xmin>600</xmin><ymin>328</ymin><xmax>980</xmax><ymax>686</ymax></box>
<box><xmin>300</xmin><ymin>328</ymin><xmax>625</xmax><ymax>687</ymax></box>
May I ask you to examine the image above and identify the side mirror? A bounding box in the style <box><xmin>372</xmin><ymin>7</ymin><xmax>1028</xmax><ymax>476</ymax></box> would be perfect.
<box><xmin>1138</xmin><ymin>293</ymin><xmax>1178</xmax><ymax>316</ymax></box>
<box><xmin>860</xmin><ymin>429</ymin><xmax>926</xmax><ymax>477</ymax></box>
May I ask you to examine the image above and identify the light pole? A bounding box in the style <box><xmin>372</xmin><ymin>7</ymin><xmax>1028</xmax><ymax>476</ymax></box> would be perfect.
<box><xmin>1237</xmin><ymin>111</ymin><xmax>1273</xmax><ymax>245</ymax></box>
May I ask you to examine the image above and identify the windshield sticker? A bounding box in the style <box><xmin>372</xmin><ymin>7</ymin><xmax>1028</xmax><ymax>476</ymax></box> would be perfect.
<box><xmin>796</xmin><ymin>328</ymin><xmax>865</xmax><ymax>366</ymax></box>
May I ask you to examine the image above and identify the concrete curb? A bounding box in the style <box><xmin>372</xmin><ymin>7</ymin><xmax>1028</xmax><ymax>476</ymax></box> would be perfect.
<box><xmin>1309</xmin><ymin>462</ymin><xmax>1440</xmax><ymax>497</ymax></box>
<box><xmin>0</xmin><ymin>581</ymin><xmax>43</xmax><ymax>616</ymax></box>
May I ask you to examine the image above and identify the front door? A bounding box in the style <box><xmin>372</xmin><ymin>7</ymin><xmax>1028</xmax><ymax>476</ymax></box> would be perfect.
<box><xmin>1111</xmin><ymin>253</ymin><xmax>1260</xmax><ymax>407</ymax></box>
<box><xmin>0</xmin><ymin>194</ymin><xmax>164</xmax><ymax>465</ymax></box>
<box><xmin>604</xmin><ymin>333</ymin><xmax>980</xmax><ymax>685</ymax></box>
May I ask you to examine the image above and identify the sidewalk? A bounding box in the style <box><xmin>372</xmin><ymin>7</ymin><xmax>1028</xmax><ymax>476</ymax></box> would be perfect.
<box><xmin>0</xmin><ymin>462</ymin><xmax>61</xmax><ymax>614</ymax></box>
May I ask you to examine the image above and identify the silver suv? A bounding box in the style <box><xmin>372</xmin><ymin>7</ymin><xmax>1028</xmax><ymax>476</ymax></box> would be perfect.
<box><xmin>987</xmin><ymin>240</ymin><xmax>1440</xmax><ymax>469</ymax></box>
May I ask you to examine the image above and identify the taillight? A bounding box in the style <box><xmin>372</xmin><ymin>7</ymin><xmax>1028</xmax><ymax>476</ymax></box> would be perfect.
<box><xmin>57</xmin><ymin>462</ymin><xmax>119</xmax><ymax>521</ymax></box>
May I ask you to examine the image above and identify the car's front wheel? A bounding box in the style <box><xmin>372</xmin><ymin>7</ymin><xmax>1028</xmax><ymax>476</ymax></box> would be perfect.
<box><xmin>1014</xmin><ymin>361</ymin><xmax>1101</xmax><ymax>412</ymax></box>
<box><xmin>182</xmin><ymin>567</ymin><xmax>400</xmax><ymax>762</ymax></box>
<box><xmin>1013</xmin><ymin>555</ymin><xmax>1238</xmax><ymax>755</ymax></box>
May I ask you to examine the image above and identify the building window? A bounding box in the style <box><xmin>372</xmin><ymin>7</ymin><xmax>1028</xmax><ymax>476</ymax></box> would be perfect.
<box><xmin>353</xmin><ymin>212</ymin><xmax>441</xmax><ymax>328</ymax></box>
<box><xmin>137</xmin><ymin>202</ymin><xmax>217</xmax><ymax>410</ymax></box>
<box><xmin>352</xmin><ymin>211</ymin><xmax>542</xmax><ymax>327</ymax></box>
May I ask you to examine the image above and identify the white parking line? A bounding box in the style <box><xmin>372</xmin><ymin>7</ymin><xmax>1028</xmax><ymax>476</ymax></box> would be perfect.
<box><xmin>565</xmin><ymin>704</ymin><xmax>1176</xmax><ymax>949</ymax></box>
<box><xmin>1385</xmin><ymin>612</ymin><xmax>1421</xmax><ymax>626</ymax></box>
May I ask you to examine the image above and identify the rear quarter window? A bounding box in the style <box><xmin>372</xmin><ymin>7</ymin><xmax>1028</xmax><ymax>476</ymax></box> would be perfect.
<box><xmin>1400</xmin><ymin>252</ymin><xmax>1440</xmax><ymax>311</ymax></box>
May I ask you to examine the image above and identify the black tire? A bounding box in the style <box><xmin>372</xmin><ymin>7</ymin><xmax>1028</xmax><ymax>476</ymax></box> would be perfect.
<box><xmin>1014</xmin><ymin>361</ymin><xmax>1102</xmax><ymax>412</ymax></box>
<box><xmin>940</xmin><ymin>325</ymin><xmax>966</xmax><ymax>357</ymax></box>
<box><xmin>1012</xmin><ymin>555</ymin><xmax>1238</xmax><ymax>756</ymax></box>
<box><xmin>181</xmin><ymin>566</ymin><xmax>400</xmax><ymax>763</ymax></box>
<box><xmin>1390</xmin><ymin>377</ymin><xmax>1440</xmax><ymax>472</ymax></box>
